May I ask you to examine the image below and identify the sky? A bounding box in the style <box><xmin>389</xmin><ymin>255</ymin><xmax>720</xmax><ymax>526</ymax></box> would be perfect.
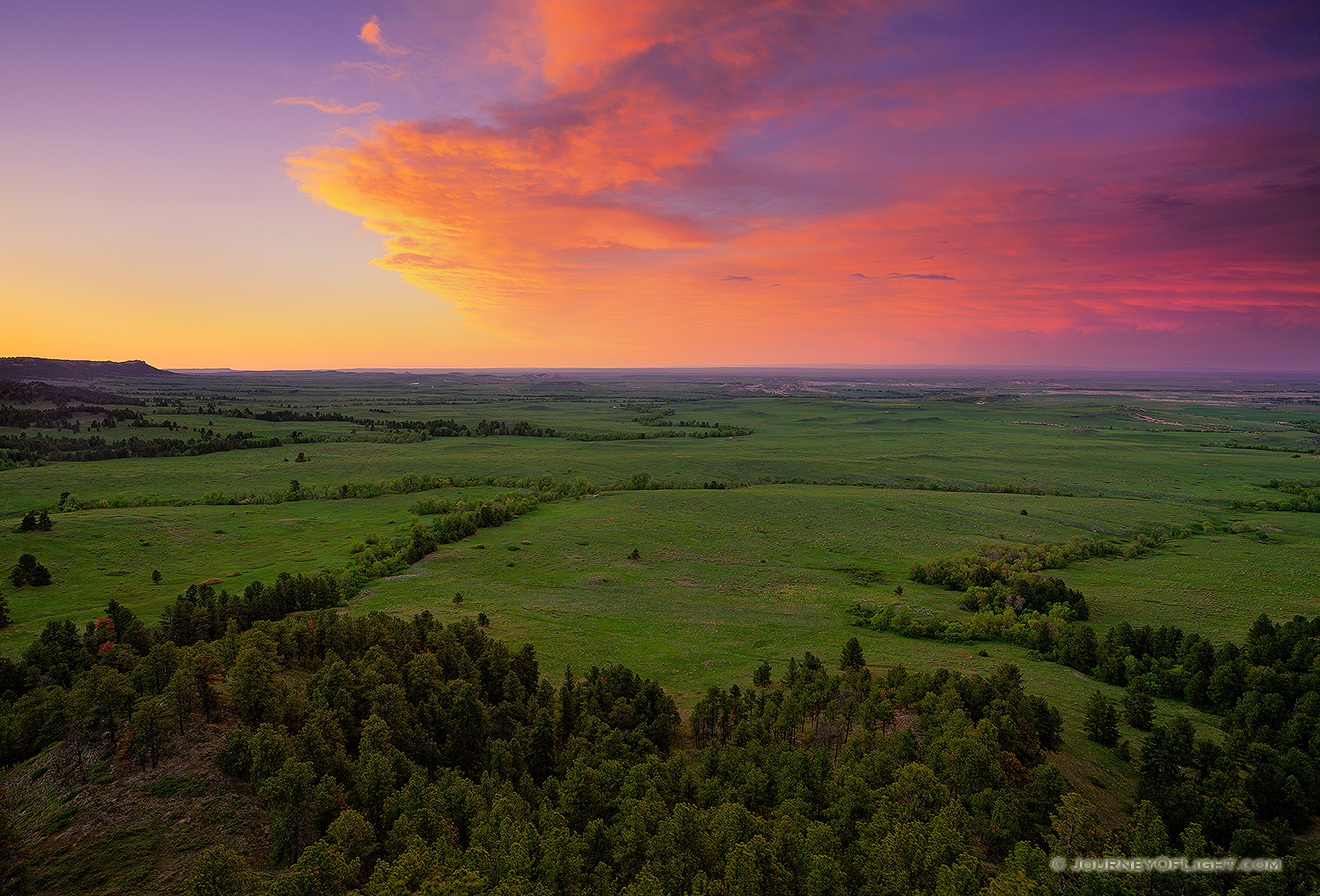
<box><xmin>2</xmin><ymin>0</ymin><xmax>1318</xmax><ymax>370</ymax></box>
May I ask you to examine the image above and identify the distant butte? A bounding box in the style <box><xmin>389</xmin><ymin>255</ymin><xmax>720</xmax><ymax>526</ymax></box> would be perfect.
<box><xmin>0</xmin><ymin>356</ymin><xmax>170</xmax><ymax>381</ymax></box>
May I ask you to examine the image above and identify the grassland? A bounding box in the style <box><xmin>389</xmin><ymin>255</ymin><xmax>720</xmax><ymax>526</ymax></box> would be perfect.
<box><xmin>351</xmin><ymin>484</ymin><xmax>1320</xmax><ymax>695</ymax></box>
<box><xmin>2</xmin><ymin>366</ymin><xmax>1318</xmax><ymax>817</ymax></box>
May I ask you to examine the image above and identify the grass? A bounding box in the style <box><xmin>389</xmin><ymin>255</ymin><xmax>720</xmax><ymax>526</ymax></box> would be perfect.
<box><xmin>3</xmin><ymin>369</ymin><xmax>1317</xmax><ymax>819</ymax></box>
<box><xmin>8</xmin><ymin>711</ymin><xmax>272</xmax><ymax>895</ymax></box>
<box><xmin>353</xmin><ymin>484</ymin><xmax>1310</xmax><ymax>701</ymax></box>
<box><xmin>0</xmin><ymin>486</ymin><xmax>511</xmax><ymax>656</ymax></box>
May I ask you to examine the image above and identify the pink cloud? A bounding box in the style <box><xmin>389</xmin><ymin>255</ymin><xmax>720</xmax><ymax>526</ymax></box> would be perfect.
<box><xmin>285</xmin><ymin>0</ymin><xmax>1320</xmax><ymax>367</ymax></box>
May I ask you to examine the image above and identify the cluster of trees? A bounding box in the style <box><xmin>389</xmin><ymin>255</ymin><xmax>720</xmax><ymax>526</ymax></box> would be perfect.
<box><xmin>1211</xmin><ymin>440</ymin><xmax>1317</xmax><ymax>454</ymax></box>
<box><xmin>46</xmin><ymin>473</ymin><xmax>600</xmax><ymax>530</ymax></box>
<box><xmin>0</xmin><ymin>429</ymin><xmax>285</xmax><ymax>464</ymax></box>
<box><xmin>1232</xmin><ymin>478</ymin><xmax>1320</xmax><ymax>513</ymax></box>
<box><xmin>245</xmin><ymin>410</ymin><xmax>561</xmax><ymax>439</ymax></box>
<box><xmin>1082</xmin><ymin>681</ymin><xmax>1155</xmax><ymax>748</ymax></box>
<box><xmin>159</xmin><ymin>575</ymin><xmax>342</xmax><ymax>646</ymax></box>
<box><xmin>411</xmin><ymin>494</ymin><xmax>513</xmax><ymax>517</ymax></box>
<box><xmin>625</xmin><ymin>404</ymin><xmax>674</xmax><ymax>424</ymax></box>
<box><xmin>2</xmin><ymin>591</ymin><xmax>1317</xmax><ymax>893</ymax></box>
<box><xmin>959</xmin><ymin>574</ymin><xmax>1088</xmax><ymax>618</ymax></box>
<box><xmin>912</xmin><ymin>533</ymin><xmax>1190</xmax><ymax>590</ymax></box>
<box><xmin>856</xmin><ymin>601</ymin><xmax>1320</xmax><ymax>847</ymax></box>
<box><xmin>8</xmin><ymin>554</ymin><xmax>52</xmax><ymax>588</ymax></box>
<box><xmin>907</xmin><ymin>529</ymin><xmax>1207</xmax><ymax>620</ymax></box>
<box><xmin>908</xmin><ymin>539</ymin><xmax>1111</xmax><ymax>618</ymax></box>
<box><xmin>566</xmin><ymin>426</ymin><xmax>753</xmax><ymax>442</ymax></box>
<box><xmin>410</xmin><ymin>479</ymin><xmax>597</xmax><ymax>518</ymax></box>
<box><xmin>0</xmin><ymin>380</ymin><xmax>146</xmax><ymax>432</ymax></box>
<box><xmin>242</xmin><ymin>408</ymin><xmax>757</xmax><ymax>442</ymax></box>
<box><xmin>16</xmin><ymin>511</ymin><xmax>51</xmax><ymax>531</ymax></box>
<box><xmin>852</xmin><ymin>597</ymin><xmax>1063</xmax><ymax>646</ymax></box>
<box><xmin>632</xmin><ymin>414</ymin><xmax>734</xmax><ymax>430</ymax></box>
<box><xmin>56</xmin><ymin>473</ymin><xmax>497</xmax><ymax>512</ymax></box>
<box><xmin>228</xmin><ymin>404</ymin><xmax>756</xmax><ymax>443</ymax></box>
<box><xmin>0</xmin><ymin>403</ymin><xmax>145</xmax><ymax>430</ymax></box>
<box><xmin>0</xmin><ymin>379</ymin><xmax>141</xmax><ymax>407</ymax></box>
<box><xmin>338</xmin><ymin>494</ymin><xmax>546</xmax><ymax>593</ymax></box>
<box><xmin>1</xmin><ymin>582</ymin><xmax>348</xmax><ymax>769</ymax></box>
<box><xmin>896</xmin><ymin>478</ymin><xmax>1074</xmax><ymax>496</ymax></box>
<box><xmin>0</xmin><ymin>606</ymin><xmax>218</xmax><ymax>774</ymax></box>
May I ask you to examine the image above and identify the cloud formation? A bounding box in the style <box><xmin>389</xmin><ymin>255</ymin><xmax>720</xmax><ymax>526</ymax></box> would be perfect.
<box><xmin>274</xmin><ymin>96</ymin><xmax>382</xmax><ymax>115</ymax></box>
<box><xmin>359</xmin><ymin>15</ymin><xmax>405</xmax><ymax>55</ymax></box>
<box><xmin>287</xmin><ymin>0</ymin><xmax>1320</xmax><ymax>366</ymax></box>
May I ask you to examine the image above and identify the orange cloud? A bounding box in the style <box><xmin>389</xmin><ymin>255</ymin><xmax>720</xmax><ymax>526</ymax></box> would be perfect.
<box><xmin>359</xmin><ymin>15</ymin><xmax>405</xmax><ymax>55</ymax></box>
<box><xmin>285</xmin><ymin>0</ymin><xmax>1320</xmax><ymax>366</ymax></box>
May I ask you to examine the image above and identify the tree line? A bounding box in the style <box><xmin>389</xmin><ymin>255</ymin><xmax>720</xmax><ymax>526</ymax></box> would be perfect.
<box><xmin>0</xmin><ymin>429</ymin><xmax>284</xmax><ymax>464</ymax></box>
<box><xmin>0</xmin><ymin>379</ymin><xmax>143</xmax><ymax>407</ymax></box>
<box><xmin>851</xmin><ymin>595</ymin><xmax>1320</xmax><ymax>851</ymax></box>
<box><xmin>1232</xmin><ymin>478</ymin><xmax>1320</xmax><ymax>513</ymax></box>
<box><xmin>0</xmin><ymin>416</ymin><xmax>753</xmax><ymax>467</ymax></box>
<box><xmin>2</xmin><ymin>595</ymin><xmax>1316</xmax><ymax>892</ymax></box>
<box><xmin>6</xmin><ymin>601</ymin><xmax>1313</xmax><ymax>893</ymax></box>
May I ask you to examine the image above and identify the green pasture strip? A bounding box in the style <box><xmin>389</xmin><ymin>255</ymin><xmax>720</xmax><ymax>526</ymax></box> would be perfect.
<box><xmin>6</xmin><ymin>393</ymin><xmax>1316</xmax><ymax>513</ymax></box>
<box><xmin>1062</xmin><ymin>511</ymin><xmax>1320</xmax><ymax>640</ymax></box>
<box><xmin>0</xmin><ymin>487</ymin><xmax>511</xmax><ymax>656</ymax></box>
<box><xmin>346</xmin><ymin>484</ymin><xmax>1269</xmax><ymax>695</ymax></box>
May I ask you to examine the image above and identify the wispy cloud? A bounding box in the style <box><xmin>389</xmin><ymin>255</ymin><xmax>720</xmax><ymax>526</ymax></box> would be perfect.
<box><xmin>886</xmin><ymin>272</ymin><xmax>957</xmax><ymax>281</ymax></box>
<box><xmin>274</xmin><ymin>96</ymin><xmax>382</xmax><ymax>115</ymax></box>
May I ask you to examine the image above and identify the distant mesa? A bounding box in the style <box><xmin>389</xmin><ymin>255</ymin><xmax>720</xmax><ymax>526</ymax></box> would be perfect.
<box><xmin>0</xmin><ymin>356</ymin><xmax>170</xmax><ymax>382</ymax></box>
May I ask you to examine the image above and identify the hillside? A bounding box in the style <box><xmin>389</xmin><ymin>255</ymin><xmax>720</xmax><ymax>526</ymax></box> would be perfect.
<box><xmin>0</xmin><ymin>358</ymin><xmax>170</xmax><ymax>382</ymax></box>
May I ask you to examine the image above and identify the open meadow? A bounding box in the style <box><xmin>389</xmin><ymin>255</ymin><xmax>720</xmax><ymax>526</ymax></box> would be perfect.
<box><xmin>5</xmin><ymin>368</ymin><xmax>1317</xmax><ymax>658</ymax></box>
<box><xmin>2</xmin><ymin>365</ymin><xmax>1318</xmax><ymax>854</ymax></box>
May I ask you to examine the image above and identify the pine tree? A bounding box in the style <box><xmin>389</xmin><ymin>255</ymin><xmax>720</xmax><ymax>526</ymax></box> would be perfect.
<box><xmin>9</xmin><ymin>554</ymin><xmax>52</xmax><ymax>587</ymax></box>
<box><xmin>560</xmin><ymin>665</ymin><xmax>577</xmax><ymax>741</ymax></box>
<box><xmin>1083</xmin><ymin>691</ymin><xmax>1119</xmax><ymax>746</ymax></box>
<box><xmin>840</xmin><ymin>637</ymin><xmax>866</xmax><ymax>670</ymax></box>
<box><xmin>1123</xmin><ymin>678</ymin><xmax>1155</xmax><ymax>730</ymax></box>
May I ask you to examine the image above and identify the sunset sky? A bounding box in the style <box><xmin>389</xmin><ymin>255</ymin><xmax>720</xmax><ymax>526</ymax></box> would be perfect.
<box><xmin>3</xmin><ymin>0</ymin><xmax>1317</xmax><ymax>370</ymax></box>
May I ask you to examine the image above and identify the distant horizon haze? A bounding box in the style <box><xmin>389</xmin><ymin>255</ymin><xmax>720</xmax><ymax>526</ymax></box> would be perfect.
<box><xmin>5</xmin><ymin>356</ymin><xmax>1318</xmax><ymax>382</ymax></box>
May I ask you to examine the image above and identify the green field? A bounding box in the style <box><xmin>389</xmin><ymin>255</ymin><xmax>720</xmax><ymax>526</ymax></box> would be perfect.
<box><xmin>346</xmin><ymin>484</ymin><xmax>1315</xmax><ymax>689</ymax></box>
<box><xmin>2</xmin><ymin>368</ymin><xmax>1318</xmax><ymax>816</ymax></box>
